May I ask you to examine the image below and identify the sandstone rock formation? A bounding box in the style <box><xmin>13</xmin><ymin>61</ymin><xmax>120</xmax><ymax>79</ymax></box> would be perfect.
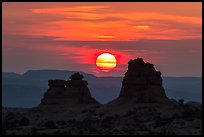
<box><xmin>116</xmin><ymin>58</ymin><xmax>168</xmax><ymax>103</ymax></box>
<box><xmin>40</xmin><ymin>72</ymin><xmax>98</xmax><ymax>105</ymax></box>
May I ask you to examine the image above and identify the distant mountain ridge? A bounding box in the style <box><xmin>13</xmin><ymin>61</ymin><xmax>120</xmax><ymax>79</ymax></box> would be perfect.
<box><xmin>2</xmin><ymin>70</ymin><xmax>202</xmax><ymax>107</ymax></box>
<box><xmin>2</xmin><ymin>72</ymin><xmax>21</xmax><ymax>78</ymax></box>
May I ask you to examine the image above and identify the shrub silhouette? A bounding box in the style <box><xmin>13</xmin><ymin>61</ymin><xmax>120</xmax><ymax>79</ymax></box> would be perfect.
<box><xmin>178</xmin><ymin>99</ymin><xmax>184</xmax><ymax>105</ymax></box>
<box><xmin>43</xmin><ymin>120</ymin><xmax>57</xmax><ymax>129</ymax></box>
<box><xmin>19</xmin><ymin>117</ymin><xmax>30</xmax><ymax>126</ymax></box>
<box><xmin>3</xmin><ymin>117</ymin><xmax>18</xmax><ymax>130</ymax></box>
<box><xmin>56</xmin><ymin>121</ymin><xmax>66</xmax><ymax>126</ymax></box>
<box><xmin>101</xmin><ymin>116</ymin><xmax>114</xmax><ymax>128</ymax></box>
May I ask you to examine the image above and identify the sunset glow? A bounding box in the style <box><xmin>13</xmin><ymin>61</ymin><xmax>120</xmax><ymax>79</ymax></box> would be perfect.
<box><xmin>96</xmin><ymin>53</ymin><xmax>117</xmax><ymax>72</ymax></box>
<box><xmin>2</xmin><ymin>2</ymin><xmax>202</xmax><ymax>77</ymax></box>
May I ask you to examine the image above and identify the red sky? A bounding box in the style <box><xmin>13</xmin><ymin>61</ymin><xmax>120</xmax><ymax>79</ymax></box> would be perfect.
<box><xmin>2</xmin><ymin>2</ymin><xmax>202</xmax><ymax>77</ymax></box>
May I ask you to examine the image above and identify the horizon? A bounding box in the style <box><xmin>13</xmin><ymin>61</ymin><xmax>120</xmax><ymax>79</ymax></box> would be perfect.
<box><xmin>3</xmin><ymin>2</ymin><xmax>202</xmax><ymax>77</ymax></box>
<box><xmin>2</xmin><ymin>69</ymin><xmax>202</xmax><ymax>78</ymax></box>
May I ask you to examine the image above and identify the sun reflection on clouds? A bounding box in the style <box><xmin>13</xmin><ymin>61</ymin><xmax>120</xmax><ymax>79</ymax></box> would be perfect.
<box><xmin>133</xmin><ymin>25</ymin><xmax>150</xmax><ymax>29</ymax></box>
<box><xmin>97</xmin><ymin>35</ymin><xmax>116</xmax><ymax>39</ymax></box>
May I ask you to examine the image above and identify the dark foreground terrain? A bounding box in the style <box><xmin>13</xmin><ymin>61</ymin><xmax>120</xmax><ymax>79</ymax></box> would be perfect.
<box><xmin>2</xmin><ymin>101</ymin><xmax>202</xmax><ymax>135</ymax></box>
<box><xmin>2</xmin><ymin>58</ymin><xmax>202</xmax><ymax>135</ymax></box>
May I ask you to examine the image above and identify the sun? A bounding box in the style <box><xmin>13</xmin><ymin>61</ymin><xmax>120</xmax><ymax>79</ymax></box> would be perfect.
<box><xmin>96</xmin><ymin>53</ymin><xmax>117</xmax><ymax>72</ymax></box>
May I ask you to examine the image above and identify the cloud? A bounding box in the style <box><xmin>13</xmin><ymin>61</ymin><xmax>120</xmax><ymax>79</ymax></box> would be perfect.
<box><xmin>31</xmin><ymin>6</ymin><xmax>110</xmax><ymax>14</ymax></box>
<box><xmin>3</xmin><ymin>3</ymin><xmax>201</xmax><ymax>41</ymax></box>
<box><xmin>97</xmin><ymin>35</ymin><xmax>116</xmax><ymax>40</ymax></box>
<box><xmin>133</xmin><ymin>25</ymin><xmax>150</xmax><ymax>29</ymax></box>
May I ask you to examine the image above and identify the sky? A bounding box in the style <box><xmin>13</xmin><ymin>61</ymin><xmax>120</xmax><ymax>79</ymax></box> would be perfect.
<box><xmin>2</xmin><ymin>2</ymin><xmax>202</xmax><ymax>77</ymax></box>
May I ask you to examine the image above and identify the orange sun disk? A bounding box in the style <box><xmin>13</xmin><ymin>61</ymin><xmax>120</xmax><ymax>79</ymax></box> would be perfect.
<box><xmin>96</xmin><ymin>53</ymin><xmax>117</xmax><ymax>72</ymax></box>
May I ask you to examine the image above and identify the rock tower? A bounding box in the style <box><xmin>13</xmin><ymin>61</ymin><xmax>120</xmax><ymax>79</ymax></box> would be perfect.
<box><xmin>117</xmin><ymin>58</ymin><xmax>168</xmax><ymax>103</ymax></box>
<box><xmin>40</xmin><ymin>72</ymin><xmax>98</xmax><ymax>105</ymax></box>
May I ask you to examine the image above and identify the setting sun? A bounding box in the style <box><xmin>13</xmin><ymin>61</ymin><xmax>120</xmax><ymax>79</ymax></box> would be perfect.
<box><xmin>96</xmin><ymin>53</ymin><xmax>117</xmax><ymax>72</ymax></box>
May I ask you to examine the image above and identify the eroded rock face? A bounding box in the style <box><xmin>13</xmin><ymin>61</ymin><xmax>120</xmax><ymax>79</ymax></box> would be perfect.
<box><xmin>40</xmin><ymin>72</ymin><xmax>98</xmax><ymax>105</ymax></box>
<box><xmin>118</xmin><ymin>58</ymin><xmax>168</xmax><ymax>103</ymax></box>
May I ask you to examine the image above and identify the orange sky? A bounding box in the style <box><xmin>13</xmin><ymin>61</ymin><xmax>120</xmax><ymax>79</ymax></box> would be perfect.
<box><xmin>2</xmin><ymin>2</ymin><xmax>202</xmax><ymax>77</ymax></box>
<box><xmin>3</xmin><ymin>2</ymin><xmax>201</xmax><ymax>41</ymax></box>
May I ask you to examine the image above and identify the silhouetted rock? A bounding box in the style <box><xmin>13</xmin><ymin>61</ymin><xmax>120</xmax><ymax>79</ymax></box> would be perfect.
<box><xmin>40</xmin><ymin>73</ymin><xmax>98</xmax><ymax>105</ymax></box>
<box><xmin>66</xmin><ymin>72</ymin><xmax>88</xmax><ymax>87</ymax></box>
<box><xmin>116</xmin><ymin>58</ymin><xmax>169</xmax><ymax>103</ymax></box>
<box><xmin>48</xmin><ymin>80</ymin><xmax>65</xmax><ymax>87</ymax></box>
<box><xmin>70</xmin><ymin>72</ymin><xmax>84</xmax><ymax>80</ymax></box>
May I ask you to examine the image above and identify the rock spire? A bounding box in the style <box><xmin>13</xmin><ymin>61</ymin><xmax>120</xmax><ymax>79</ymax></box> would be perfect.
<box><xmin>117</xmin><ymin>58</ymin><xmax>168</xmax><ymax>103</ymax></box>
